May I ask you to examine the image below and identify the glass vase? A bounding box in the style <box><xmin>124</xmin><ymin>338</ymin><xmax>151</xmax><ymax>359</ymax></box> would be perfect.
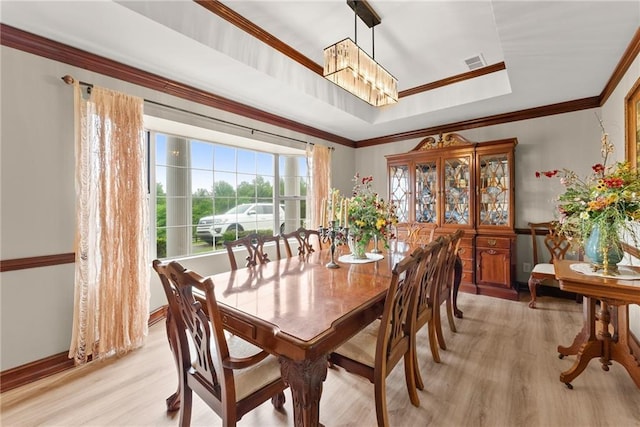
<box><xmin>584</xmin><ymin>223</ymin><xmax>623</xmax><ymax>274</ymax></box>
<box><xmin>348</xmin><ymin>233</ymin><xmax>371</xmax><ymax>260</ymax></box>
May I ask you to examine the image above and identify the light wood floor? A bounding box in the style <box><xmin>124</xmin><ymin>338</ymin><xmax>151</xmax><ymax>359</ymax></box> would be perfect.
<box><xmin>2</xmin><ymin>292</ymin><xmax>639</xmax><ymax>427</ymax></box>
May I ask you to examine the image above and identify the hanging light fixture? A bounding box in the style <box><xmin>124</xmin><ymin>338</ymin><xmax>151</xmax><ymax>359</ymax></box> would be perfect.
<box><xmin>323</xmin><ymin>0</ymin><xmax>398</xmax><ymax>107</ymax></box>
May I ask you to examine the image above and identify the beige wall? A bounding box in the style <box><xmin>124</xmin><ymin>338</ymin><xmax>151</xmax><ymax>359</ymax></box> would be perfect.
<box><xmin>601</xmin><ymin>53</ymin><xmax>640</xmax><ymax>339</ymax></box>
<box><xmin>0</xmin><ymin>46</ymin><xmax>349</xmax><ymax>370</ymax></box>
<box><xmin>1</xmin><ymin>43</ymin><xmax>638</xmax><ymax>371</ymax></box>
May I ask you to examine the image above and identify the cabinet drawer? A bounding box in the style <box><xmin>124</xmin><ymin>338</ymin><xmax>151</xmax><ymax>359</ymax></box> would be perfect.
<box><xmin>476</xmin><ymin>236</ymin><xmax>511</xmax><ymax>249</ymax></box>
<box><xmin>221</xmin><ymin>312</ymin><xmax>257</xmax><ymax>339</ymax></box>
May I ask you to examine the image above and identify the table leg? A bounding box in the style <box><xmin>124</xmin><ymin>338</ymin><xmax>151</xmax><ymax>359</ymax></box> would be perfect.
<box><xmin>558</xmin><ymin>296</ymin><xmax>596</xmax><ymax>357</ymax></box>
<box><xmin>453</xmin><ymin>255</ymin><xmax>463</xmax><ymax>318</ymax></box>
<box><xmin>559</xmin><ymin>339</ymin><xmax>603</xmax><ymax>385</ymax></box>
<box><xmin>609</xmin><ymin>306</ymin><xmax>640</xmax><ymax>388</ymax></box>
<box><xmin>279</xmin><ymin>356</ymin><xmax>328</xmax><ymax>427</ymax></box>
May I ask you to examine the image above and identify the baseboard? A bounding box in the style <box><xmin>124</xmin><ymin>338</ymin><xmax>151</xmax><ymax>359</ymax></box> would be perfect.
<box><xmin>0</xmin><ymin>306</ymin><xmax>167</xmax><ymax>393</ymax></box>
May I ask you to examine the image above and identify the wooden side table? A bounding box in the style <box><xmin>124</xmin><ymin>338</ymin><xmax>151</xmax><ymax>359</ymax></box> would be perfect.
<box><xmin>554</xmin><ymin>260</ymin><xmax>640</xmax><ymax>389</ymax></box>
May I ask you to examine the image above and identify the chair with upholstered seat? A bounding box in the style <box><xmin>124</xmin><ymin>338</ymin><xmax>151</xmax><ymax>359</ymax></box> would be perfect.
<box><xmin>394</xmin><ymin>222</ymin><xmax>436</xmax><ymax>245</ymax></box>
<box><xmin>153</xmin><ymin>260</ymin><xmax>287</xmax><ymax>427</ymax></box>
<box><xmin>527</xmin><ymin>221</ymin><xmax>572</xmax><ymax>309</ymax></box>
<box><xmin>328</xmin><ymin>247</ymin><xmax>424</xmax><ymax>427</ymax></box>
<box><xmin>224</xmin><ymin>233</ymin><xmax>281</xmax><ymax>270</ymax></box>
<box><xmin>433</xmin><ymin>229</ymin><xmax>464</xmax><ymax>352</ymax></box>
<box><xmin>281</xmin><ymin>227</ymin><xmax>322</xmax><ymax>258</ymax></box>
<box><xmin>411</xmin><ymin>238</ymin><xmax>448</xmax><ymax>367</ymax></box>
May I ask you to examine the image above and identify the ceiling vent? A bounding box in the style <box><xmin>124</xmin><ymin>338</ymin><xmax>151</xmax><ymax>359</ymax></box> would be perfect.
<box><xmin>464</xmin><ymin>54</ymin><xmax>486</xmax><ymax>71</ymax></box>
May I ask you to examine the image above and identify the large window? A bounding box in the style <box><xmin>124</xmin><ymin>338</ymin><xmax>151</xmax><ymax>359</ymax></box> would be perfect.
<box><xmin>149</xmin><ymin>129</ymin><xmax>309</xmax><ymax>259</ymax></box>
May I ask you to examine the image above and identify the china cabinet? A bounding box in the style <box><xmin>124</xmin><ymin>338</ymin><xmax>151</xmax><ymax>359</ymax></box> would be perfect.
<box><xmin>386</xmin><ymin>133</ymin><xmax>518</xmax><ymax>300</ymax></box>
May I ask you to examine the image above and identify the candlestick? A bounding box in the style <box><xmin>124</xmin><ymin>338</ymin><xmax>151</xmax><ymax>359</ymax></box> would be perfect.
<box><xmin>320</xmin><ymin>198</ymin><xmax>326</xmax><ymax>228</ymax></box>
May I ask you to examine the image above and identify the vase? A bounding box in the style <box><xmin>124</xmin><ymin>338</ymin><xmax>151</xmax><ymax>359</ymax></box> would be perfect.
<box><xmin>584</xmin><ymin>223</ymin><xmax>624</xmax><ymax>274</ymax></box>
<box><xmin>348</xmin><ymin>233</ymin><xmax>371</xmax><ymax>259</ymax></box>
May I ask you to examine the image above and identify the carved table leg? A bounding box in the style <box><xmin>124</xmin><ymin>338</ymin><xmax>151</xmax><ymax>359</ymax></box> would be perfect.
<box><xmin>559</xmin><ymin>339</ymin><xmax>603</xmax><ymax>385</ymax></box>
<box><xmin>559</xmin><ymin>296</ymin><xmax>604</xmax><ymax>388</ymax></box>
<box><xmin>452</xmin><ymin>255</ymin><xmax>463</xmax><ymax>318</ymax></box>
<box><xmin>528</xmin><ymin>276</ymin><xmax>539</xmax><ymax>309</ymax></box>
<box><xmin>597</xmin><ymin>301</ymin><xmax>613</xmax><ymax>371</ymax></box>
<box><xmin>558</xmin><ymin>296</ymin><xmax>596</xmax><ymax>357</ymax></box>
<box><xmin>164</xmin><ymin>309</ymin><xmax>182</xmax><ymax>412</ymax></box>
<box><xmin>279</xmin><ymin>356</ymin><xmax>328</xmax><ymax>427</ymax></box>
<box><xmin>609</xmin><ymin>306</ymin><xmax>640</xmax><ymax>388</ymax></box>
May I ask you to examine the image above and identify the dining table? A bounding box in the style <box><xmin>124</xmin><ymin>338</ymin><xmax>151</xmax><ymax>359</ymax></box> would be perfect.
<box><xmin>162</xmin><ymin>240</ymin><xmax>456</xmax><ymax>426</ymax></box>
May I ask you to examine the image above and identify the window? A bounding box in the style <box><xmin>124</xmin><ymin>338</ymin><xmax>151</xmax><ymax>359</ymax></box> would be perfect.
<box><xmin>148</xmin><ymin>127</ymin><xmax>309</xmax><ymax>259</ymax></box>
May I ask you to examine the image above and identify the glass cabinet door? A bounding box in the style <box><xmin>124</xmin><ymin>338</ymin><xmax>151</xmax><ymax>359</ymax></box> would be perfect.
<box><xmin>443</xmin><ymin>155</ymin><xmax>471</xmax><ymax>225</ymax></box>
<box><xmin>415</xmin><ymin>161</ymin><xmax>438</xmax><ymax>223</ymax></box>
<box><xmin>478</xmin><ymin>152</ymin><xmax>509</xmax><ymax>226</ymax></box>
<box><xmin>389</xmin><ymin>164</ymin><xmax>410</xmax><ymax>223</ymax></box>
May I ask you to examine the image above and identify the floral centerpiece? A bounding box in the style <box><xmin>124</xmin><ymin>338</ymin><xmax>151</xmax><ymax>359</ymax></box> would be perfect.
<box><xmin>344</xmin><ymin>174</ymin><xmax>398</xmax><ymax>258</ymax></box>
<box><xmin>536</xmin><ymin>118</ymin><xmax>640</xmax><ymax>273</ymax></box>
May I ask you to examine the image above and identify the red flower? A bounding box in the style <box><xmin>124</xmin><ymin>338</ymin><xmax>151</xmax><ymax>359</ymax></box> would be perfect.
<box><xmin>592</xmin><ymin>163</ymin><xmax>605</xmax><ymax>174</ymax></box>
<box><xmin>536</xmin><ymin>170</ymin><xmax>559</xmax><ymax>178</ymax></box>
<box><xmin>603</xmin><ymin>177</ymin><xmax>624</xmax><ymax>188</ymax></box>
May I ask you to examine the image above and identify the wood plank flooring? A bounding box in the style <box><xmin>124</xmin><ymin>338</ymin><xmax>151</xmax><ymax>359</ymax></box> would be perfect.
<box><xmin>2</xmin><ymin>292</ymin><xmax>639</xmax><ymax>426</ymax></box>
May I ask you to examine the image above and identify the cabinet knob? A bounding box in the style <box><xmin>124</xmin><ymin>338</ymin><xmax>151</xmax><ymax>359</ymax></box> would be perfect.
<box><xmin>487</xmin><ymin>239</ymin><xmax>496</xmax><ymax>246</ymax></box>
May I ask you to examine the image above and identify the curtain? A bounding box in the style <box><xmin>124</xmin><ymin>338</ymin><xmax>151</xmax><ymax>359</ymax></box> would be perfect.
<box><xmin>308</xmin><ymin>144</ymin><xmax>331</xmax><ymax>228</ymax></box>
<box><xmin>69</xmin><ymin>83</ymin><xmax>149</xmax><ymax>364</ymax></box>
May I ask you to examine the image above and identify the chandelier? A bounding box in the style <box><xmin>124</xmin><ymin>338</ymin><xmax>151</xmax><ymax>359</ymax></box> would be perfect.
<box><xmin>323</xmin><ymin>0</ymin><xmax>398</xmax><ymax>107</ymax></box>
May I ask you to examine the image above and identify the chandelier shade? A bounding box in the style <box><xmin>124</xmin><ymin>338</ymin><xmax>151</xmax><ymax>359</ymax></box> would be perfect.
<box><xmin>323</xmin><ymin>38</ymin><xmax>398</xmax><ymax>107</ymax></box>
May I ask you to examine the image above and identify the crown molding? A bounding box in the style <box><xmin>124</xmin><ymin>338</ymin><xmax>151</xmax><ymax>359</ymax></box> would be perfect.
<box><xmin>599</xmin><ymin>26</ymin><xmax>640</xmax><ymax>106</ymax></box>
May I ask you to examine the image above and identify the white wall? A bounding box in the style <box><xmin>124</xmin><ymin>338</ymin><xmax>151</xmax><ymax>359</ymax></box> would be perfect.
<box><xmin>0</xmin><ymin>46</ymin><xmax>350</xmax><ymax>370</ymax></box>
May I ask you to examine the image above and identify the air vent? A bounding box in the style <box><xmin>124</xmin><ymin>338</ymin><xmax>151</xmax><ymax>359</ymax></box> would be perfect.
<box><xmin>464</xmin><ymin>54</ymin><xmax>486</xmax><ymax>71</ymax></box>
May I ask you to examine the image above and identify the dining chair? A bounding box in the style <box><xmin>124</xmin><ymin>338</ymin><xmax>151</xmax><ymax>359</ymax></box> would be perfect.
<box><xmin>152</xmin><ymin>260</ymin><xmax>287</xmax><ymax>427</ymax></box>
<box><xmin>281</xmin><ymin>227</ymin><xmax>323</xmax><ymax>258</ymax></box>
<box><xmin>527</xmin><ymin>221</ymin><xmax>572</xmax><ymax>308</ymax></box>
<box><xmin>328</xmin><ymin>247</ymin><xmax>425</xmax><ymax>427</ymax></box>
<box><xmin>411</xmin><ymin>238</ymin><xmax>448</xmax><ymax>368</ymax></box>
<box><xmin>394</xmin><ymin>222</ymin><xmax>436</xmax><ymax>245</ymax></box>
<box><xmin>224</xmin><ymin>233</ymin><xmax>281</xmax><ymax>270</ymax></box>
<box><xmin>433</xmin><ymin>229</ymin><xmax>464</xmax><ymax>351</ymax></box>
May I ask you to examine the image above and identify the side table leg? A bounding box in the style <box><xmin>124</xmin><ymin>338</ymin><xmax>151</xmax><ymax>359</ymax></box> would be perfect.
<box><xmin>560</xmin><ymin>340</ymin><xmax>603</xmax><ymax>386</ymax></box>
<box><xmin>279</xmin><ymin>356</ymin><xmax>328</xmax><ymax>427</ymax></box>
<box><xmin>558</xmin><ymin>296</ymin><xmax>596</xmax><ymax>357</ymax></box>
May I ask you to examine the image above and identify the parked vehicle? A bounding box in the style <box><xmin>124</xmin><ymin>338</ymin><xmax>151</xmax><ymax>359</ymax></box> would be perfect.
<box><xmin>196</xmin><ymin>203</ymin><xmax>285</xmax><ymax>244</ymax></box>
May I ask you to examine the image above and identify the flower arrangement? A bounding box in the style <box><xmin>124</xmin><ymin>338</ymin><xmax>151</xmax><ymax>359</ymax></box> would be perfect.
<box><xmin>319</xmin><ymin>174</ymin><xmax>398</xmax><ymax>258</ymax></box>
<box><xmin>535</xmin><ymin>117</ymin><xmax>640</xmax><ymax>270</ymax></box>
<box><xmin>345</xmin><ymin>174</ymin><xmax>398</xmax><ymax>256</ymax></box>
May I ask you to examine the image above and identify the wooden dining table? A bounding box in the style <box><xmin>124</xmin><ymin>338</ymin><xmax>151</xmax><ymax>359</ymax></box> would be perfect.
<box><xmin>163</xmin><ymin>241</ymin><xmax>420</xmax><ymax>427</ymax></box>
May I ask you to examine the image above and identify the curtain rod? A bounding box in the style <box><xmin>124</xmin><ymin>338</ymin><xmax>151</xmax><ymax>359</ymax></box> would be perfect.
<box><xmin>61</xmin><ymin>75</ymin><xmax>335</xmax><ymax>151</ymax></box>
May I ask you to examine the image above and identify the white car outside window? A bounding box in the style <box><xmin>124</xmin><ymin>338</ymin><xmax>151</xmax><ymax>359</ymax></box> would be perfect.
<box><xmin>196</xmin><ymin>203</ymin><xmax>285</xmax><ymax>244</ymax></box>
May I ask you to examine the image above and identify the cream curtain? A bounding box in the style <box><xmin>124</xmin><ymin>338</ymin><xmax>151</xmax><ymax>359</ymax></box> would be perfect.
<box><xmin>69</xmin><ymin>83</ymin><xmax>150</xmax><ymax>364</ymax></box>
<box><xmin>308</xmin><ymin>144</ymin><xmax>331</xmax><ymax>228</ymax></box>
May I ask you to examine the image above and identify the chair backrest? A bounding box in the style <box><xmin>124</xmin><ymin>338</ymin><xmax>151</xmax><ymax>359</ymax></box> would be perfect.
<box><xmin>528</xmin><ymin>221</ymin><xmax>570</xmax><ymax>264</ymax></box>
<box><xmin>281</xmin><ymin>227</ymin><xmax>323</xmax><ymax>258</ymax></box>
<box><xmin>394</xmin><ymin>222</ymin><xmax>436</xmax><ymax>244</ymax></box>
<box><xmin>437</xmin><ymin>229</ymin><xmax>464</xmax><ymax>301</ymax></box>
<box><xmin>224</xmin><ymin>233</ymin><xmax>281</xmax><ymax>270</ymax></box>
<box><xmin>152</xmin><ymin>260</ymin><xmax>229</xmax><ymax>403</ymax></box>
<box><xmin>413</xmin><ymin>238</ymin><xmax>447</xmax><ymax>329</ymax></box>
<box><xmin>377</xmin><ymin>247</ymin><xmax>424</xmax><ymax>370</ymax></box>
